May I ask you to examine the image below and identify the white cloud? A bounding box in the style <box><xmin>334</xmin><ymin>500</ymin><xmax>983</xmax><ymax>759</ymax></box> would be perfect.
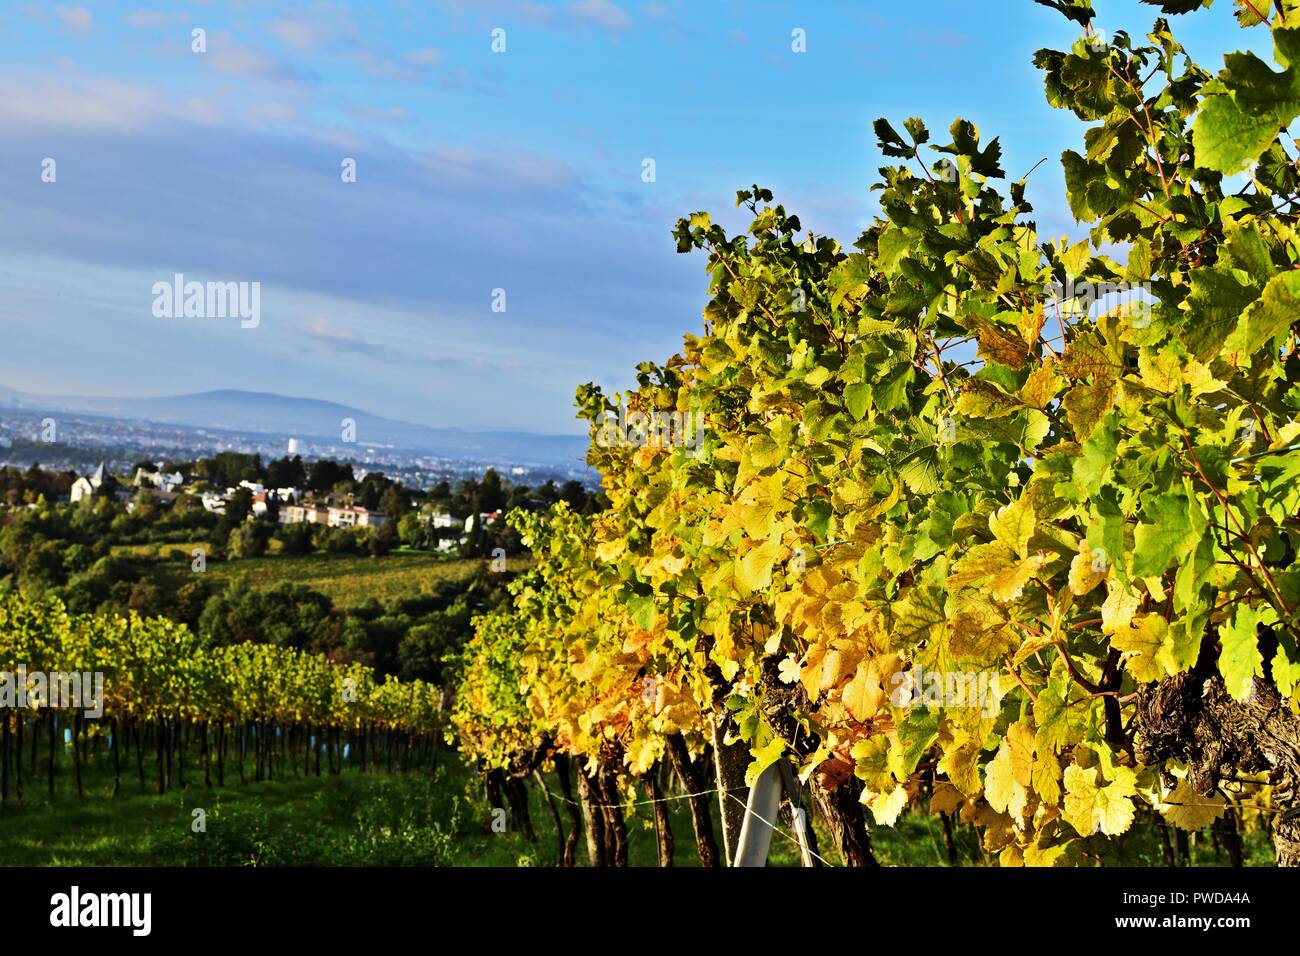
<box><xmin>125</xmin><ymin>10</ymin><xmax>191</xmax><ymax>29</ymax></box>
<box><xmin>0</xmin><ymin>74</ymin><xmax>170</xmax><ymax>130</ymax></box>
<box><xmin>266</xmin><ymin>19</ymin><xmax>326</xmax><ymax>50</ymax></box>
<box><xmin>404</xmin><ymin>47</ymin><xmax>441</xmax><ymax>67</ymax></box>
<box><xmin>203</xmin><ymin>31</ymin><xmax>300</xmax><ymax>85</ymax></box>
<box><xmin>55</xmin><ymin>5</ymin><xmax>93</xmax><ymax>32</ymax></box>
<box><xmin>568</xmin><ymin>0</ymin><xmax>631</xmax><ymax>31</ymax></box>
<box><xmin>247</xmin><ymin>102</ymin><xmax>298</xmax><ymax>123</ymax></box>
<box><xmin>348</xmin><ymin>104</ymin><xmax>410</xmax><ymax>125</ymax></box>
<box><xmin>208</xmin><ymin>36</ymin><xmax>277</xmax><ymax>76</ymax></box>
<box><xmin>351</xmin><ymin>47</ymin><xmax>440</xmax><ymax>83</ymax></box>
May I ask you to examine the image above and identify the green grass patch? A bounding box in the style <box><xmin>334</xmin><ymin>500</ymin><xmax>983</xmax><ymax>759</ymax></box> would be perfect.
<box><xmin>199</xmin><ymin>553</ymin><xmax>526</xmax><ymax>608</ymax></box>
<box><xmin>0</xmin><ymin>754</ymin><xmax>1273</xmax><ymax>866</ymax></box>
<box><xmin>109</xmin><ymin>542</ymin><xmax>206</xmax><ymax>560</ymax></box>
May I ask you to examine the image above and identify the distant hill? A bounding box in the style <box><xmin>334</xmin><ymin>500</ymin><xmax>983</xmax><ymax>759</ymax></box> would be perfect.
<box><xmin>0</xmin><ymin>386</ymin><xmax>589</xmax><ymax>466</ymax></box>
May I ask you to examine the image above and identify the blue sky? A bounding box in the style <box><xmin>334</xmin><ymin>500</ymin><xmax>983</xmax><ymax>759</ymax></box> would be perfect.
<box><xmin>0</xmin><ymin>0</ymin><xmax>1252</xmax><ymax>433</ymax></box>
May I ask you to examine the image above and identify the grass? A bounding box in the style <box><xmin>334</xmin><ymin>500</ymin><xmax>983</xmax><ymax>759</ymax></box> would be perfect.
<box><xmin>0</xmin><ymin>751</ymin><xmax>1276</xmax><ymax>867</ymax></box>
<box><xmin>199</xmin><ymin>553</ymin><xmax>528</xmax><ymax>608</ymax></box>
<box><xmin>0</xmin><ymin>762</ymin><xmax>465</xmax><ymax>866</ymax></box>
<box><xmin>0</xmin><ymin>744</ymin><xmax>899</xmax><ymax>867</ymax></box>
<box><xmin>0</xmin><ymin>754</ymin><xmax>746</xmax><ymax>867</ymax></box>
<box><xmin>110</xmin><ymin>541</ymin><xmax>207</xmax><ymax>560</ymax></box>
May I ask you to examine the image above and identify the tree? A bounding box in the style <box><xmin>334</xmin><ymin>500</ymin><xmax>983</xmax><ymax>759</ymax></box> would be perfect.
<box><xmin>478</xmin><ymin>469</ymin><xmax>506</xmax><ymax>512</ymax></box>
<box><xmin>276</xmin><ymin>521</ymin><xmax>314</xmax><ymax>555</ymax></box>
<box><xmin>266</xmin><ymin>455</ymin><xmax>307</xmax><ymax>489</ymax></box>
<box><xmin>227</xmin><ymin>523</ymin><xmax>267</xmax><ymax>560</ymax></box>
<box><xmin>225</xmin><ymin>488</ymin><xmax>254</xmax><ymax>523</ymax></box>
<box><xmin>316</xmin><ymin>526</ymin><xmax>361</xmax><ymax>555</ymax></box>
<box><xmin>398</xmin><ymin>513</ymin><xmax>428</xmax><ymax>549</ymax></box>
<box><xmin>398</xmin><ymin>609</ymin><xmax>471</xmax><ymax>684</ymax></box>
<box><xmin>62</xmin><ymin>543</ymin><xmax>93</xmax><ymax>575</ymax></box>
<box><xmin>19</xmin><ymin>542</ymin><xmax>66</xmax><ymax>595</ymax></box>
<box><xmin>367</xmin><ymin>522</ymin><xmax>398</xmax><ymax>557</ymax></box>
<box><xmin>379</xmin><ymin>485</ymin><xmax>409</xmax><ymax>519</ymax></box>
<box><xmin>93</xmin><ymin>474</ymin><xmax>120</xmax><ymax>501</ymax></box>
<box><xmin>307</xmin><ymin>459</ymin><xmax>354</xmax><ymax>493</ymax></box>
<box><xmin>199</xmin><ymin>580</ymin><xmax>335</xmax><ymax>650</ymax></box>
<box><xmin>356</xmin><ymin>471</ymin><xmax>393</xmax><ymax>510</ymax></box>
<box><xmin>199</xmin><ymin>452</ymin><xmax>263</xmax><ymax>488</ymax></box>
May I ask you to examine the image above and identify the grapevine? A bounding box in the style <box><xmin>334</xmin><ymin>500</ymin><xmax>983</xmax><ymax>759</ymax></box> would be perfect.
<box><xmin>457</xmin><ymin>0</ymin><xmax>1300</xmax><ymax>866</ymax></box>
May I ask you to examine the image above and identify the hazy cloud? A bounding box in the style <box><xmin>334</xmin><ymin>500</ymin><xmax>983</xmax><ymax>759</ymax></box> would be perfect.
<box><xmin>347</xmin><ymin>104</ymin><xmax>410</xmax><ymax>125</ymax></box>
<box><xmin>404</xmin><ymin>47</ymin><xmax>441</xmax><ymax>66</ymax></box>
<box><xmin>266</xmin><ymin>19</ymin><xmax>328</xmax><ymax>50</ymax></box>
<box><xmin>125</xmin><ymin>10</ymin><xmax>191</xmax><ymax>29</ymax></box>
<box><xmin>55</xmin><ymin>5</ymin><xmax>93</xmax><ymax>32</ymax></box>
<box><xmin>568</xmin><ymin>0</ymin><xmax>631</xmax><ymax>31</ymax></box>
<box><xmin>0</xmin><ymin>72</ymin><xmax>172</xmax><ymax>131</ymax></box>
<box><xmin>204</xmin><ymin>31</ymin><xmax>304</xmax><ymax>86</ymax></box>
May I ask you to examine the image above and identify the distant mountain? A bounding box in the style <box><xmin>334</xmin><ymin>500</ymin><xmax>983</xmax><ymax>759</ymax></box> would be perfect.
<box><xmin>0</xmin><ymin>386</ymin><xmax>590</xmax><ymax>466</ymax></box>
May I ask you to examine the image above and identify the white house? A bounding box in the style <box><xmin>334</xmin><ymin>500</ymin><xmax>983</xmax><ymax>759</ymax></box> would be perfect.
<box><xmin>326</xmin><ymin>505</ymin><xmax>386</xmax><ymax>528</ymax></box>
<box><xmin>134</xmin><ymin>466</ymin><xmax>185</xmax><ymax>493</ymax></box>
<box><xmin>463</xmin><ymin>510</ymin><xmax>502</xmax><ymax>533</ymax></box>
<box><xmin>280</xmin><ymin>502</ymin><xmax>329</xmax><ymax>524</ymax></box>
<box><xmin>278</xmin><ymin>502</ymin><xmax>385</xmax><ymax>528</ymax></box>
<box><xmin>70</xmin><ymin>463</ymin><xmax>108</xmax><ymax>503</ymax></box>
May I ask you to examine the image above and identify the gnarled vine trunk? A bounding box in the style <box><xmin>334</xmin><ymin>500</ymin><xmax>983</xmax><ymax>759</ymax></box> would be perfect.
<box><xmin>505</xmin><ymin>776</ymin><xmax>536</xmax><ymax>841</ymax></box>
<box><xmin>665</xmin><ymin>733</ymin><xmax>720</xmax><ymax>867</ymax></box>
<box><xmin>1135</xmin><ymin>671</ymin><xmax>1300</xmax><ymax>866</ymax></box>
<box><xmin>554</xmin><ymin>754</ymin><xmax>581</xmax><ymax>867</ymax></box>
<box><xmin>811</xmin><ymin>776</ymin><xmax>878</xmax><ymax>867</ymax></box>
<box><xmin>576</xmin><ymin>765</ymin><xmax>607</xmax><ymax>866</ymax></box>
<box><xmin>710</xmin><ymin>716</ymin><xmax>750</xmax><ymax>865</ymax></box>
<box><xmin>643</xmin><ymin>762</ymin><xmax>674</xmax><ymax>867</ymax></box>
<box><xmin>597</xmin><ymin>767</ymin><xmax>628</xmax><ymax>866</ymax></box>
<box><xmin>759</xmin><ymin>657</ymin><xmax>878</xmax><ymax>866</ymax></box>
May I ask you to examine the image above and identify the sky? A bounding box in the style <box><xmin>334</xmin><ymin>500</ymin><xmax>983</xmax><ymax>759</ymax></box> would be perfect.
<box><xmin>0</xmin><ymin>0</ymin><xmax>1256</xmax><ymax>434</ymax></box>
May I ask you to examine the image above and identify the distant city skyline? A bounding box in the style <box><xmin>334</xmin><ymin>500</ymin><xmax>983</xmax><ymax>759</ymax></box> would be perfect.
<box><xmin>0</xmin><ymin>0</ymin><xmax>1248</xmax><ymax>432</ymax></box>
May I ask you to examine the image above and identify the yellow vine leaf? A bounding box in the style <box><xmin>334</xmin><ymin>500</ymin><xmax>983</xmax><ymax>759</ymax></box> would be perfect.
<box><xmin>1155</xmin><ymin>767</ymin><xmax>1227</xmax><ymax>831</ymax></box>
<box><xmin>1067</xmin><ymin>546</ymin><xmax>1105</xmax><ymax>596</ymax></box>
<box><xmin>1111</xmin><ymin>613</ymin><xmax>1172</xmax><ymax>683</ymax></box>
<box><xmin>989</xmin><ymin>496</ymin><xmax>1036</xmax><ymax>559</ymax></box>
<box><xmin>1063</xmin><ymin>763</ymin><xmax>1137</xmax><ymax>837</ymax></box>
